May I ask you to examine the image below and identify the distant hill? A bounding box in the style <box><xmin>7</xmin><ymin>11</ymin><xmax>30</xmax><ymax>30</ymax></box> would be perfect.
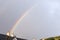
<box><xmin>0</xmin><ymin>34</ymin><xmax>27</xmax><ymax>40</ymax></box>
<box><xmin>41</xmin><ymin>36</ymin><xmax>60</xmax><ymax>40</ymax></box>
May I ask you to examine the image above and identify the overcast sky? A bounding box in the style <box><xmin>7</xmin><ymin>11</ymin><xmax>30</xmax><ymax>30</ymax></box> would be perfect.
<box><xmin>0</xmin><ymin>0</ymin><xmax>37</xmax><ymax>33</ymax></box>
<box><xmin>0</xmin><ymin>0</ymin><xmax>60</xmax><ymax>40</ymax></box>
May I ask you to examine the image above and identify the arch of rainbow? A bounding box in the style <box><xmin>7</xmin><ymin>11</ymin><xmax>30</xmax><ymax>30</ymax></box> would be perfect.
<box><xmin>6</xmin><ymin>3</ymin><xmax>39</xmax><ymax>37</ymax></box>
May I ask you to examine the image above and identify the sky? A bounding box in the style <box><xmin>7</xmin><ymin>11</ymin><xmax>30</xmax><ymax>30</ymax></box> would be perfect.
<box><xmin>0</xmin><ymin>0</ymin><xmax>60</xmax><ymax>40</ymax></box>
<box><xmin>0</xmin><ymin>0</ymin><xmax>37</xmax><ymax>33</ymax></box>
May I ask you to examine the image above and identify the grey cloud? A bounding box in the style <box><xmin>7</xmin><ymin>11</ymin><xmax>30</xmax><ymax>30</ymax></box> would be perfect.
<box><xmin>0</xmin><ymin>0</ymin><xmax>60</xmax><ymax>40</ymax></box>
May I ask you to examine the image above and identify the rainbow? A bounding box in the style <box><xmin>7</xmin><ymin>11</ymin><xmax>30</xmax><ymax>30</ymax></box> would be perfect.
<box><xmin>8</xmin><ymin>3</ymin><xmax>39</xmax><ymax>35</ymax></box>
